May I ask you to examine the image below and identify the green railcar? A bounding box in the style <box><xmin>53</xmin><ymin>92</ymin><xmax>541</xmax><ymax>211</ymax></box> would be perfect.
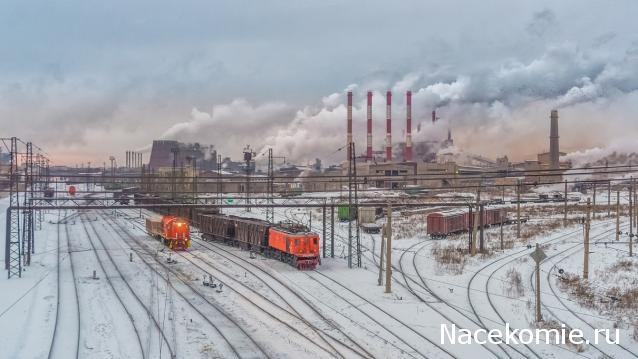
<box><xmin>337</xmin><ymin>204</ymin><xmax>357</xmax><ymax>222</ymax></box>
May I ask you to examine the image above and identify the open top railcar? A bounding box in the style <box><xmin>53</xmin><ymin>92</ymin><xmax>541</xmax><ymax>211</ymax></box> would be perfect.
<box><xmin>197</xmin><ymin>213</ymin><xmax>320</xmax><ymax>269</ymax></box>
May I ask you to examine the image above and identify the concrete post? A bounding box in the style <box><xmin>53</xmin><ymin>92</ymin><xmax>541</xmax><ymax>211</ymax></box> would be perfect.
<box><xmin>584</xmin><ymin>199</ymin><xmax>590</xmax><ymax>280</ymax></box>
<box><xmin>385</xmin><ymin>204</ymin><xmax>392</xmax><ymax>294</ymax></box>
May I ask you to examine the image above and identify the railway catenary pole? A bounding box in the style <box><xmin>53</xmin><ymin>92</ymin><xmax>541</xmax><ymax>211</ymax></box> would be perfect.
<box><xmin>330</xmin><ymin>203</ymin><xmax>334</xmax><ymax>258</ymax></box>
<box><xmin>564</xmin><ymin>180</ymin><xmax>568</xmax><ymax>226</ymax></box>
<box><xmin>592</xmin><ymin>182</ymin><xmax>597</xmax><ymax>219</ymax></box>
<box><xmin>517</xmin><ymin>179</ymin><xmax>521</xmax><ymax>238</ymax></box>
<box><xmin>479</xmin><ymin>204</ymin><xmax>485</xmax><ymax>253</ymax></box>
<box><xmin>5</xmin><ymin>137</ymin><xmax>21</xmax><ymax>277</ymax></box>
<box><xmin>608</xmin><ymin>180</ymin><xmax>611</xmax><ymax>216</ymax></box>
<box><xmin>468</xmin><ymin>206</ymin><xmax>473</xmax><ymax>253</ymax></box>
<box><xmin>471</xmin><ymin>186</ymin><xmax>480</xmax><ymax>256</ymax></box>
<box><xmin>170</xmin><ymin>147</ymin><xmax>178</xmax><ymax>201</ymax></box>
<box><xmin>584</xmin><ymin>198</ymin><xmax>591</xmax><ymax>280</ymax></box>
<box><xmin>266</xmin><ymin>149</ymin><xmax>274</xmax><ymax>223</ymax></box>
<box><xmin>353</xmin><ymin>143</ymin><xmax>361</xmax><ymax>267</ymax></box>
<box><xmin>347</xmin><ymin>143</ymin><xmax>353</xmax><ymax>268</ymax></box>
<box><xmin>616</xmin><ymin>191</ymin><xmax>620</xmax><ymax>241</ymax></box>
<box><xmin>631</xmin><ymin>184</ymin><xmax>634</xmax><ymax>257</ymax></box>
<box><xmin>322</xmin><ymin>203</ymin><xmax>326</xmax><ymax>259</ymax></box>
<box><xmin>500</xmin><ymin>219</ymin><xmax>504</xmax><ymax>251</ymax></box>
<box><xmin>634</xmin><ymin>177</ymin><xmax>637</xmax><ymax>231</ymax></box>
<box><xmin>378</xmin><ymin>231</ymin><xmax>385</xmax><ymax>286</ymax></box>
<box><xmin>385</xmin><ymin>203</ymin><xmax>392</xmax><ymax>294</ymax></box>
<box><xmin>217</xmin><ymin>154</ymin><xmax>222</xmax><ymax>210</ymax></box>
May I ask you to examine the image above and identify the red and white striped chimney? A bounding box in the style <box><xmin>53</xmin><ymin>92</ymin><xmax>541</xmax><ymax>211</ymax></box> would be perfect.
<box><xmin>405</xmin><ymin>91</ymin><xmax>413</xmax><ymax>162</ymax></box>
<box><xmin>366</xmin><ymin>91</ymin><xmax>373</xmax><ymax>161</ymax></box>
<box><xmin>347</xmin><ymin>91</ymin><xmax>353</xmax><ymax>162</ymax></box>
<box><xmin>385</xmin><ymin>91</ymin><xmax>392</xmax><ymax>162</ymax></box>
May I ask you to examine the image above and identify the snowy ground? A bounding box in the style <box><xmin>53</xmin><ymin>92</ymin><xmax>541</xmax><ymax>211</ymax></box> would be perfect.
<box><xmin>1</xmin><ymin>189</ymin><xmax>637</xmax><ymax>358</ymax></box>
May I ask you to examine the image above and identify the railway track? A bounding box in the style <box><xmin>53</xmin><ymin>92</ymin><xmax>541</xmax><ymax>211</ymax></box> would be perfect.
<box><xmin>101</xmin><ymin>211</ymin><xmax>273</xmax><ymax>359</ymax></box>
<box><xmin>47</xmin><ymin>211</ymin><xmax>81</xmax><ymax>359</ymax></box>
<box><xmin>286</xmin><ymin>208</ymin><xmax>508</xmax><ymax>358</ymax></box>
<box><xmin>535</xmin><ymin>223</ymin><xmax>638</xmax><ymax>358</ymax></box>
<box><xmin>467</xmin><ymin>224</ymin><xmax>603</xmax><ymax>359</ymax></box>
<box><xmin>397</xmin><ymin>239</ymin><xmax>519</xmax><ymax>359</ymax></box>
<box><xmin>310</xmin><ymin>270</ymin><xmax>457</xmax><ymax>359</ymax></box>
<box><xmin>282</xmin><ymin>208</ymin><xmax>459</xmax><ymax>358</ymax></box>
<box><xmin>140</xmin><ymin>207</ymin><xmax>428</xmax><ymax>358</ymax></box>
<box><xmin>471</xmin><ymin>221</ymin><xmax>618</xmax><ymax>358</ymax></box>
<box><xmin>187</xmin><ymin>238</ymin><xmax>373</xmax><ymax>359</ymax></box>
<box><xmin>123</xmin><ymin>208</ymin><xmax>371</xmax><ymax>358</ymax></box>
<box><xmin>79</xmin><ymin>214</ymin><xmax>149</xmax><ymax>358</ymax></box>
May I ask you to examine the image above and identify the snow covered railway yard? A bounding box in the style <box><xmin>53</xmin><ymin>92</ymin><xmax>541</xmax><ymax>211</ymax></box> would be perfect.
<box><xmin>2</xmin><ymin>197</ymin><xmax>638</xmax><ymax>359</ymax></box>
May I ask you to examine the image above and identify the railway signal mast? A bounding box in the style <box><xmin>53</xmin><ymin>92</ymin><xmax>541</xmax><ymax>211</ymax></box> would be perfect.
<box><xmin>243</xmin><ymin>145</ymin><xmax>255</xmax><ymax>212</ymax></box>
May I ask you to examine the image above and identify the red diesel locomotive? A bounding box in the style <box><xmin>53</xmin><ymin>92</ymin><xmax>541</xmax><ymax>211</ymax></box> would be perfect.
<box><xmin>145</xmin><ymin>215</ymin><xmax>191</xmax><ymax>250</ymax></box>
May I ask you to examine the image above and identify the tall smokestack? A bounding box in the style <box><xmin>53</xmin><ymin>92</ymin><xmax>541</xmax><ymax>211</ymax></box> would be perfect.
<box><xmin>386</xmin><ymin>91</ymin><xmax>392</xmax><ymax>161</ymax></box>
<box><xmin>347</xmin><ymin>91</ymin><xmax>353</xmax><ymax>162</ymax></box>
<box><xmin>405</xmin><ymin>91</ymin><xmax>413</xmax><ymax>162</ymax></box>
<box><xmin>550</xmin><ymin>109</ymin><xmax>560</xmax><ymax>169</ymax></box>
<box><xmin>126</xmin><ymin>151</ymin><xmax>129</xmax><ymax>168</ymax></box>
<box><xmin>366</xmin><ymin>91</ymin><xmax>373</xmax><ymax>161</ymax></box>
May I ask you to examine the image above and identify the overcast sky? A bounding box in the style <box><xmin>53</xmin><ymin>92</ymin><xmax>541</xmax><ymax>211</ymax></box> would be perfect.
<box><xmin>1</xmin><ymin>0</ymin><xmax>637</xmax><ymax>166</ymax></box>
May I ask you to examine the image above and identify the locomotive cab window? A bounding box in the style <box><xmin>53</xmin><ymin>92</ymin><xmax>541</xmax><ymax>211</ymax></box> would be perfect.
<box><xmin>295</xmin><ymin>239</ymin><xmax>299</xmax><ymax>246</ymax></box>
<box><xmin>313</xmin><ymin>238</ymin><xmax>318</xmax><ymax>245</ymax></box>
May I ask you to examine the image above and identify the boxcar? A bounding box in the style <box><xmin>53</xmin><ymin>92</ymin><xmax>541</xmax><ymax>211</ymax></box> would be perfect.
<box><xmin>427</xmin><ymin>207</ymin><xmax>509</xmax><ymax>237</ymax></box>
<box><xmin>427</xmin><ymin>210</ymin><xmax>468</xmax><ymax>237</ymax></box>
<box><xmin>337</xmin><ymin>204</ymin><xmax>357</xmax><ymax>222</ymax></box>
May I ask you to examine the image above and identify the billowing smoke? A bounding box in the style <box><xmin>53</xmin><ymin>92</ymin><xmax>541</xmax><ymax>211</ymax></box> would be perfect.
<box><xmin>145</xmin><ymin>42</ymin><xmax>638</xmax><ymax>166</ymax></box>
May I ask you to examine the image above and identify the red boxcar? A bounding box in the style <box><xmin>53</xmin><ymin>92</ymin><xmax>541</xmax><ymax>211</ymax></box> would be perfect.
<box><xmin>427</xmin><ymin>207</ymin><xmax>508</xmax><ymax>237</ymax></box>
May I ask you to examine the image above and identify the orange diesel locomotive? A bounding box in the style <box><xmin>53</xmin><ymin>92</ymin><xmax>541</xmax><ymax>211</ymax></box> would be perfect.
<box><xmin>145</xmin><ymin>215</ymin><xmax>191</xmax><ymax>250</ymax></box>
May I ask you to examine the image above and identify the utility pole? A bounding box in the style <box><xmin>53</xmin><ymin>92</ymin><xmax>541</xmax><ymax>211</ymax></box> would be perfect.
<box><xmin>243</xmin><ymin>145</ymin><xmax>255</xmax><ymax>212</ymax></box>
<box><xmin>616</xmin><ymin>191</ymin><xmax>620</xmax><ymax>241</ymax></box>
<box><xmin>607</xmin><ymin>180</ymin><xmax>611</xmax><ymax>216</ymax></box>
<box><xmin>330</xmin><ymin>203</ymin><xmax>335</xmax><ymax>258</ymax></box>
<box><xmin>530</xmin><ymin>244</ymin><xmax>546</xmax><ymax>323</ymax></box>
<box><xmin>266</xmin><ymin>148</ymin><xmax>274</xmax><ymax>223</ymax></box>
<box><xmin>479</xmin><ymin>204</ymin><xmax>485</xmax><ymax>253</ymax></box>
<box><xmin>584</xmin><ymin>198</ymin><xmax>591</xmax><ymax>280</ymax></box>
<box><xmin>378</xmin><ymin>229</ymin><xmax>385</xmax><ymax>286</ymax></box>
<box><xmin>217</xmin><ymin>154</ymin><xmax>222</xmax><ymax>208</ymax></box>
<box><xmin>347</xmin><ymin>143</ymin><xmax>353</xmax><ymax>268</ymax></box>
<box><xmin>385</xmin><ymin>203</ymin><xmax>392</xmax><ymax>294</ymax></box>
<box><xmin>353</xmin><ymin>143</ymin><xmax>361</xmax><ymax>268</ymax></box>
<box><xmin>564</xmin><ymin>180</ymin><xmax>568</xmax><ymax>226</ymax></box>
<box><xmin>322</xmin><ymin>202</ymin><xmax>326</xmax><ymax>259</ymax></box>
<box><xmin>592</xmin><ymin>182</ymin><xmax>597</xmax><ymax>219</ymax></box>
<box><xmin>471</xmin><ymin>186</ymin><xmax>481</xmax><ymax>256</ymax></box>
<box><xmin>171</xmin><ymin>147</ymin><xmax>179</xmax><ymax>201</ymax></box>
<box><xmin>500</xmin><ymin>219</ymin><xmax>504</xmax><ymax>251</ymax></box>
<box><xmin>517</xmin><ymin>179</ymin><xmax>521</xmax><ymax>238</ymax></box>
<box><xmin>630</xmin><ymin>185</ymin><xmax>634</xmax><ymax>257</ymax></box>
